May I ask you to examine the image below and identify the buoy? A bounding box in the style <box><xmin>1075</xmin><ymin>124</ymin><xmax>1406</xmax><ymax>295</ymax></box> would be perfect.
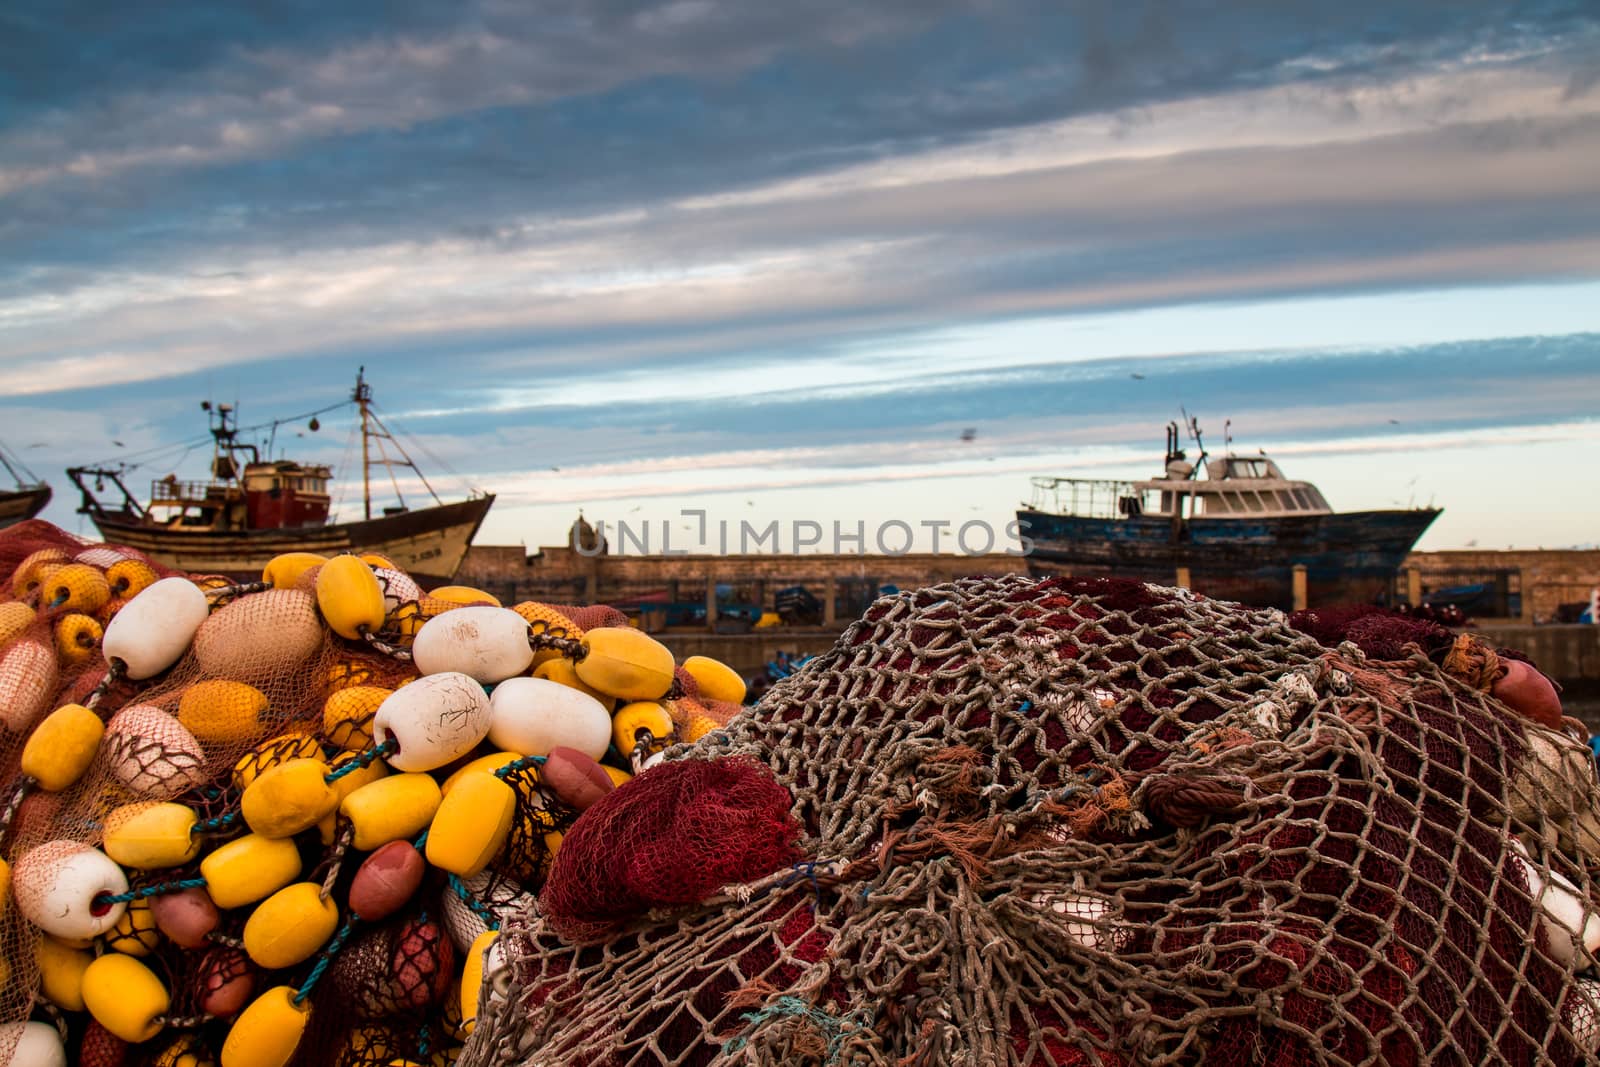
<box><xmin>340</xmin><ymin>772</ymin><xmax>442</xmax><ymax>850</ymax></box>
<box><xmin>101</xmin><ymin>576</ymin><xmax>210</xmax><ymax>680</ymax></box>
<box><xmin>240</xmin><ymin>759</ymin><xmax>338</xmax><ymax>839</ymax></box>
<box><xmin>12</xmin><ymin>840</ymin><xmax>128</xmax><ymax>940</ymax></box>
<box><xmin>261</xmin><ymin>552</ymin><xmax>327</xmax><ymax>590</ymax></box>
<box><xmin>148</xmin><ymin>887</ymin><xmax>219</xmax><ymax>949</ymax></box>
<box><xmin>575</xmin><ymin>627</ymin><xmax>676</xmax><ymax>701</ymax></box>
<box><xmin>349</xmin><ymin>840</ymin><xmax>427</xmax><ymax>922</ymax></box>
<box><xmin>0</xmin><ymin>1021</ymin><xmax>68</xmax><ymax>1067</ymax></box>
<box><xmin>104</xmin><ymin>802</ymin><xmax>202</xmax><ymax>869</ymax></box>
<box><xmin>372</xmin><ymin>566</ymin><xmax>422</xmax><ymax>614</ymax></box>
<box><xmin>488</xmin><ymin>676</ymin><xmax>612</xmax><ymax>760</ymax></box>
<box><xmin>194</xmin><ymin>588</ymin><xmax>322</xmax><ymax>684</ymax></box>
<box><xmin>105</xmin><ymin>557</ymin><xmax>159</xmax><ymax>599</ymax></box>
<box><xmin>428</xmin><ymin>585</ymin><xmax>501</xmax><ymax>607</ymax></box>
<box><xmin>177</xmin><ymin>679</ymin><xmax>270</xmax><ymax>743</ymax></box>
<box><xmin>371</xmin><ymin>672</ymin><xmax>493</xmax><ymax>772</ymax></box>
<box><xmin>1511</xmin><ymin>840</ymin><xmax>1600</xmax><ymax>966</ymax></box>
<box><xmin>197</xmin><ymin>947</ymin><xmax>255</xmax><ymax>1018</ymax></box>
<box><xmin>425</xmin><ymin>772</ymin><xmax>516</xmax><ymax>878</ymax></box>
<box><xmin>540</xmin><ymin>747</ymin><xmax>615</xmax><ymax>811</ymax></box>
<box><xmin>611</xmin><ymin>701</ymin><xmax>675</xmax><ymax>759</ymax></box>
<box><xmin>52</xmin><ymin>612</ymin><xmax>103</xmax><ymax>667</ymax></box>
<box><xmin>315</xmin><ymin>555</ymin><xmax>386</xmax><ymax>640</ymax></box>
<box><xmin>20</xmin><ymin>703</ymin><xmax>105</xmax><ymax>792</ymax></box>
<box><xmin>220</xmin><ymin>985</ymin><xmax>311</xmax><ymax>1067</ymax></box>
<box><xmin>682</xmin><ymin>655</ymin><xmax>747</xmax><ymax>704</ymax></box>
<box><xmin>412</xmin><ymin>606</ymin><xmax>534</xmax><ymax>683</ymax></box>
<box><xmin>322</xmin><ymin>685</ymin><xmax>392</xmax><ymax>751</ymax></box>
<box><xmin>532</xmin><ymin>656</ymin><xmax>612</xmax><ymax>705</ymax></box>
<box><xmin>0</xmin><ymin>601</ymin><xmax>36</xmax><ymax>646</ymax></box>
<box><xmin>0</xmin><ymin>639</ymin><xmax>58</xmax><ymax>733</ymax></box>
<box><xmin>242</xmin><ymin>883</ymin><xmax>339</xmax><ymax>969</ymax></box>
<box><xmin>34</xmin><ymin>935</ymin><xmax>93</xmax><ymax>1011</ymax></box>
<box><xmin>458</xmin><ymin>929</ymin><xmax>505</xmax><ymax>1036</ymax></box>
<box><xmin>103</xmin><ymin>705</ymin><xmax>207</xmax><ymax>800</ymax></box>
<box><xmin>81</xmin><ymin>953</ymin><xmax>170</xmax><ymax>1043</ymax></box>
<box><xmin>200</xmin><ymin>833</ymin><xmax>303</xmax><ymax>910</ymax></box>
<box><xmin>233</xmin><ymin>729</ymin><xmax>322</xmax><ymax>790</ymax></box>
<box><xmin>440</xmin><ymin>751</ymin><xmax>522</xmax><ymax>795</ymax></box>
<box><xmin>106</xmin><ymin>897</ymin><xmax>162</xmax><ymax>956</ymax></box>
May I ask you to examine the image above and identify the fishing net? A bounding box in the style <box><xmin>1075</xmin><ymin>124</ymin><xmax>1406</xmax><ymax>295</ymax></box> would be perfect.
<box><xmin>466</xmin><ymin>574</ymin><xmax>1600</xmax><ymax>1067</ymax></box>
<box><xmin>0</xmin><ymin>520</ymin><xmax>675</xmax><ymax>1065</ymax></box>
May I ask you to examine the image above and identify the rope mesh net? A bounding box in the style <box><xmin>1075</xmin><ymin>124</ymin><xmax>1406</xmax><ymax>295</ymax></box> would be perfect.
<box><xmin>0</xmin><ymin>520</ymin><xmax>608</xmax><ymax>1065</ymax></box>
<box><xmin>466</xmin><ymin>574</ymin><xmax>1600</xmax><ymax>1067</ymax></box>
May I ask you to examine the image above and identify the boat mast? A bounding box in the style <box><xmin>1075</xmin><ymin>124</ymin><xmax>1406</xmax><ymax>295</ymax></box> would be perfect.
<box><xmin>351</xmin><ymin>366</ymin><xmax>445</xmax><ymax>521</ymax></box>
<box><xmin>356</xmin><ymin>368</ymin><xmax>372</xmax><ymax>521</ymax></box>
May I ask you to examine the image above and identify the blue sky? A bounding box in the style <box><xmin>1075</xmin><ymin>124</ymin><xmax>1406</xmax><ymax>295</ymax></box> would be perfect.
<box><xmin>1</xmin><ymin>0</ymin><xmax>1596</xmax><ymax>552</ymax></box>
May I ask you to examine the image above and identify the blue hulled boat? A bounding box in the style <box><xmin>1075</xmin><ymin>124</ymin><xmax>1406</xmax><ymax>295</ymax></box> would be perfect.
<box><xmin>1017</xmin><ymin>421</ymin><xmax>1440</xmax><ymax>609</ymax></box>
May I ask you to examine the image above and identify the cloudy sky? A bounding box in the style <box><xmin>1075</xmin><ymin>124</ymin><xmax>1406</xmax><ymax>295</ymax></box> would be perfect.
<box><xmin>2</xmin><ymin>0</ymin><xmax>1596</xmax><ymax>553</ymax></box>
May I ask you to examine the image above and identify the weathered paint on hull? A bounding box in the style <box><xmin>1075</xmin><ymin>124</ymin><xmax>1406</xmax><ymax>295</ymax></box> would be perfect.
<box><xmin>86</xmin><ymin>495</ymin><xmax>493</xmax><ymax>582</ymax></box>
<box><xmin>1016</xmin><ymin>506</ymin><xmax>1440</xmax><ymax>608</ymax></box>
<box><xmin>0</xmin><ymin>486</ymin><xmax>52</xmax><ymax>530</ymax></box>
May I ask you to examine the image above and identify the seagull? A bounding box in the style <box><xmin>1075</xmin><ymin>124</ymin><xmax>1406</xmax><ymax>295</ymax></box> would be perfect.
<box><xmin>960</xmin><ymin>428</ymin><xmax>977</xmax><ymax>442</ymax></box>
<box><xmin>1388</xmin><ymin>419</ymin><xmax>1400</xmax><ymax>425</ymax></box>
<box><xmin>112</xmin><ymin>440</ymin><xmax>125</xmax><ymax>447</ymax></box>
<box><xmin>1130</xmin><ymin>373</ymin><xmax>1145</xmax><ymax>380</ymax></box>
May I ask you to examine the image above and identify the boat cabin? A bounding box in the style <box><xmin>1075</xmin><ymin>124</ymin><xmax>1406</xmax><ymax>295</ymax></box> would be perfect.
<box><xmin>149</xmin><ymin>461</ymin><xmax>332</xmax><ymax>531</ymax></box>
<box><xmin>1030</xmin><ymin>440</ymin><xmax>1332</xmax><ymax>522</ymax></box>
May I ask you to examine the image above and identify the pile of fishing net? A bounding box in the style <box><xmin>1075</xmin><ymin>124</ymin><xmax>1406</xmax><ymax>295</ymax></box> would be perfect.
<box><xmin>0</xmin><ymin>519</ymin><xmax>749</xmax><ymax>1067</ymax></box>
<box><xmin>466</xmin><ymin>574</ymin><xmax>1600</xmax><ymax>1066</ymax></box>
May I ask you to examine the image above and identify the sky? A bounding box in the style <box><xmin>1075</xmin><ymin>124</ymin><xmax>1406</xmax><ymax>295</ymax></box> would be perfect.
<box><xmin>1</xmin><ymin>0</ymin><xmax>1597</xmax><ymax>554</ymax></box>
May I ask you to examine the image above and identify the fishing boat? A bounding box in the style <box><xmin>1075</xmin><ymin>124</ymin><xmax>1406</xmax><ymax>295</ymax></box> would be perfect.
<box><xmin>66</xmin><ymin>369</ymin><xmax>494</xmax><ymax>581</ymax></box>
<box><xmin>1017</xmin><ymin>419</ymin><xmax>1441</xmax><ymax>608</ymax></box>
<box><xmin>0</xmin><ymin>442</ymin><xmax>52</xmax><ymax>530</ymax></box>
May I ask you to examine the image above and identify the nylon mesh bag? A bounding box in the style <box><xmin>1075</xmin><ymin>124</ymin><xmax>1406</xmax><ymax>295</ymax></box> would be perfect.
<box><xmin>464</xmin><ymin>574</ymin><xmax>1600</xmax><ymax>1066</ymax></box>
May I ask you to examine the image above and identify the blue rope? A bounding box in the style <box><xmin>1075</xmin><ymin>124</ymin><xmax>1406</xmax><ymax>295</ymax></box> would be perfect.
<box><xmin>97</xmin><ymin>877</ymin><xmax>207</xmax><ymax>905</ymax></box>
<box><xmin>325</xmin><ymin>738</ymin><xmax>397</xmax><ymax>782</ymax></box>
<box><xmin>447</xmin><ymin>873</ymin><xmax>501</xmax><ymax>932</ymax></box>
<box><xmin>189</xmin><ymin>811</ymin><xmax>240</xmax><ymax>835</ymax></box>
<box><xmin>293</xmin><ymin>916</ymin><xmax>360</xmax><ymax>1004</ymax></box>
<box><xmin>415</xmin><ymin>1022</ymin><xmax>430</xmax><ymax>1059</ymax></box>
<box><xmin>493</xmin><ymin>754</ymin><xmax>546</xmax><ymax>780</ymax></box>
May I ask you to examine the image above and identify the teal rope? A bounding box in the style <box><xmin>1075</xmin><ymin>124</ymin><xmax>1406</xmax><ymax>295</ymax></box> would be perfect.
<box><xmin>293</xmin><ymin>916</ymin><xmax>360</xmax><ymax>1005</ymax></box>
<box><xmin>447</xmin><ymin>873</ymin><xmax>501</xmax><ymax>932</ymax></box>
<box><xmin>492</xmin><ymin>754</ymin><xmax>546</xmax><ymax>780</ymax></box>
<box><xmin>190</xmin><ymin>810</ymin><xmax>240</xmax><ymax>835</ymax></box>
<box><xmin>721</xmin><ymin>997</ymin><xmax>874</xmax><ymax>1063</ymax></box>
<box><xmin>325</xmin><ymin>738</ymin><xmax>397</xmax><ymax>782</ymax></box>
<box><xmin>96</xmin><ymin>877</ymin><xmax>207</xmax><ymax>905</ymax></box>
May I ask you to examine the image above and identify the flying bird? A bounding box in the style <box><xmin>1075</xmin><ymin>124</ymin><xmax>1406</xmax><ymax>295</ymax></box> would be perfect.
<box><xmin>1130</xmin><ymin>373</ymin><xmax>1145</xmax><ymax>380</ymax></box>
<box><xmin>1388</xmin><ymin>419</ymin><xmax>1400</xmax><ymax>424</ymax></box>
<box><xmin>112</xmin><ymin>440</ymin><xmax>125</xmax><ymax>447</ymax></box>
<box><xmin>960</xmin><ymin>428</ymin><xmax>977</xmax><ymax>442</ymax></box>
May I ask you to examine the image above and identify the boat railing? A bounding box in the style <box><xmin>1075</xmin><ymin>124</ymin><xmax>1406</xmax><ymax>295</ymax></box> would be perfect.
<box><xmin>1028</xmin><ymin>476</ymin><xmax>1143</xmax><ymax>519</ymax></box>
<box><xmin>150</xmin><ymin>478</ymin><xmax>231</xmax><ymax>506</ymax></box>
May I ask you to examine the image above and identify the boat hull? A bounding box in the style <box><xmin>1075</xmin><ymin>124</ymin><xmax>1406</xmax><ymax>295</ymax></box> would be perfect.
<box><xmin>0</xmin><ymin>485</ymin><xmax>52</xmax><ymax>530</ymax></box>
<box><xmin>85</xmin><ymin>495</ymin><xmax>494</xmax><ymax>583</ymax></box>
<box><xmin>1016</xmin><ymin>506</ymin><xmax>1441</xmax><ymax>608</ymax></box>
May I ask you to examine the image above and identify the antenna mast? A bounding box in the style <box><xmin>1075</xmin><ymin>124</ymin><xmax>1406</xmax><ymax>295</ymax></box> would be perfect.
<box><xmin>351</xmin><ymin>366</ymin><xmax>442</xmax><ymax>521</ymax></box>
<box><xmin>355</xmin><ymin>368</ymin><xmax>372</xmax><ymax>520</ymax></box>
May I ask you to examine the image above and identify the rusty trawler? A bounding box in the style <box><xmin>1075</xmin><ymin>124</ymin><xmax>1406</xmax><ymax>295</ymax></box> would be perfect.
<box><xmin>66</xmin><ymin>370</ymin><xmax>493</xmax><ymax>581</ymax></box>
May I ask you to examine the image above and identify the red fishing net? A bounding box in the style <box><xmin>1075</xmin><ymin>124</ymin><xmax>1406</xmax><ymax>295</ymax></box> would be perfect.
<box><xmin>467</xmin><ymin>575</ymin><xmax>1600</xmax><ymax>1066</ymax></box>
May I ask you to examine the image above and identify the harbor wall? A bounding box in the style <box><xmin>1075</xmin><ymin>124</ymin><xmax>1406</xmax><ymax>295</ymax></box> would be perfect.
<box><xmin>456</xmin><ymin>542</ymin><xmax>1600</xmax><ymax>679</ymax></box>
<box><xmin>458</xmin><ymin>543</ymin><xmax>1598</xmax><ymax>622</ymax></box>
